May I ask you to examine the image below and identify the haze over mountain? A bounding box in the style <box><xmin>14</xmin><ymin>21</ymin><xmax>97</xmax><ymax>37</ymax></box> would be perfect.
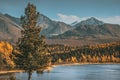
<box><xmin>71</xmin><ymin>21</ymin><xmax>79</xmax><ymax>26</ymax></box>
<box><xmin>0</xmin><ymin>13</ymin><xmax>21</xmax><ymax>43</ymax></box>
<box><xmin>0</xmin><ymin>13</ymin><xmax>73</xmax><ymax>42</ymax></box>
<box><xmin>76</xmin><ymin>17</ymin><xmax>104</xmax><ymax>26</ymax></box>
<box><xmin>54</xmin><ymin>17</ymin><xmax>120</xmax><ymax>40</ymax></box>
<box><xmin>0</xmin><ymin>12</ymin><xmax>120</xmax><ymax>45</ymax></box>
<box><xmin>4</xmin><ymin>14</ymin><xmax>20</xmax><ymax>25</ymax></box>
<box><xmin>37</xmin><ymin>14</ymin><xmax>73</xmax><ymax>37</ymax></box>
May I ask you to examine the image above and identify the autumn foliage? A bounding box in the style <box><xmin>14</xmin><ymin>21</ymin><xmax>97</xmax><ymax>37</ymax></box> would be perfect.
<box><xmin>0</xmin><ymin>41</ymin><xmax>15</xmax><ymax>69</ymax></box>
<box><xmin>50</xmin><ymin>41</ymin><xmax>120</xmax><ymax>64</ymax></box>
<box><xmin>0</xmin><ymin>41</ymin><xmax>120</xmax><ymax>70</ymax></box>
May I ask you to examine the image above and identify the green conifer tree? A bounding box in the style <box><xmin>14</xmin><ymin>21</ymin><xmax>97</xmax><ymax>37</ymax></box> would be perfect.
<box><xmin>14</xmin><ymin>3</ymin><xmax>50</xmax><ymax>80</ymax></box>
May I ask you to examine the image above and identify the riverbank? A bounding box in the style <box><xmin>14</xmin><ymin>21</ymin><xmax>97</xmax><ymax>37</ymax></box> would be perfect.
<box><xmin>52</xmin><ymin>62</ymin><xmax>120</xmax><ymax>67</ymax></box>
<box><xmin>1</xmin><ymin>64</ymin><xmax>120</xmax><ymax>80</ymax></box>
<box><xmin>0</xmin><ymin>62</ymin><xmax>120</xmax><ymax>75</ymax></box>
<box><xmin>0</xmin><ymin>70</ymin><xmax>23</xmax><ymax>75</ymax></box>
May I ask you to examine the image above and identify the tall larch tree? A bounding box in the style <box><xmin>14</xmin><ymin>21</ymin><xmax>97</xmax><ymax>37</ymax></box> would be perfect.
<box><xmin>14</xmin><ymin>3</ymin><xmax>50</xmax><ymax>80</ymax></box>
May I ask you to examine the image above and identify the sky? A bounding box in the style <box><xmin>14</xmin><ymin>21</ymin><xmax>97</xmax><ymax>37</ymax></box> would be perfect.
<box><xmin>0</xmin><ymin>0</ymin><xmax>120</xmax><ymax>24</ymax></box>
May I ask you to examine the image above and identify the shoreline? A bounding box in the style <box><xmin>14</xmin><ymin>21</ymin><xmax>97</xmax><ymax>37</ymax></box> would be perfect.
<box><xmin>52</xmin><ymin>62</ymin><xmax>120</xmax><ymax>67</ymax></box>
<box><xmin>0</xmin><ymin>63</ymin><xmax>120</xmax><ymax>75</ymax></box>
<box><xmin>0</xmin><ymin>70</ymin><xmax>23</xmax><ymax>75</ymax></box>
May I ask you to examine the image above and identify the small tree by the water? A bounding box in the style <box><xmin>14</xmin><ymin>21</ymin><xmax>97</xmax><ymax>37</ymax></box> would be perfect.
<box><xmin>14</xmin><ymin>3</ymin><xmax>50</xmax><ymax>80</ymax></box>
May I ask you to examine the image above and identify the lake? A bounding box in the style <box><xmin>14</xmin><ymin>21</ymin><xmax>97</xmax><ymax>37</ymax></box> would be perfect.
<box><xmin>1</xmin><ymin>64</ymin><xmax>120</xmax><ymax>80</ymax></box>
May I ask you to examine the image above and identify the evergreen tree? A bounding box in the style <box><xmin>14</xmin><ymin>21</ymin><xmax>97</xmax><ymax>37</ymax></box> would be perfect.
<box><xmin>14</xmin><ymin>3</ymin><xmax>50</xmax><ymax>80</ymax></box>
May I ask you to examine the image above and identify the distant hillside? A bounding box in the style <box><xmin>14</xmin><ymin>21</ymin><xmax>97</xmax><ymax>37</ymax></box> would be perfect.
<box><xmin>4</xmin><ymin>13</ymin><xmax>73</xmax><ymax>37</ymax></box>
<box><xmin>54</xmin><ymin>17</ymin><xmax>120</xmax><ymax>40</ymax></box>
<box><xmin>0</xmin><ymin>13</ymin><xmax>120</xmax><ymax>45</ymax></box>
<box><xmin>2</xmin><ymin>13</ymin><xmax>73</xmax><ymax>37</ymax></box>
<box><xmin>37</xmin><ymin>14</ymin><xmax>73</xmax><ymax>37</ymax></box>
<box><xmin>0</xmin><ymin>13</ymin><xmax>21</xmax><ymax>43</ymax></box>
<box><xmin>4</xmin><ymin>14</ymin><xmax>20</xmax><ymax>25</ymax></box>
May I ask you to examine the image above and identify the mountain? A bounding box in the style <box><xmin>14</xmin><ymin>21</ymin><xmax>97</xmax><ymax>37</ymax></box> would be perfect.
<box><xmin>76</xmin><ymin>17</ymin><xmax>104</xmax><ymax>26</ymax></box>
<box><xmin>70</xmin><ymin>21</ymin><xmax>79</xmax><ymax>26</ymax></box>
<box><xmin>0</xmin><ymin>13</ymin><xmax>73</xmax><ymax>43</ymax></box>
<box><xmin>1</xmin><ymin>12</ymin><xmax>120</xmax><ymax>45</ymax></box>
<box><xmin>54</xmin><ymin>17</ymin><xmax>120</xmax><ymax>40</ymax></box>
<box><xmin>0</xmin><ymin>14</ymin><xmax>72</xmax><ymax>39</ymax></box>
<box><xmin>37</xmin><ymin>14</ymin><xmax>73</xmax><ymax>37</ymax></box>
<box><xmin>4</xmin><ymin>14</ymin><xmax>20</xmax><ymax>25</ymax></box>
<box><xmin>3</xmin><ymin>13</ymin><xmax>72</xmax><ymax>37</ymax></box>
<box><xmin>0</xmin><ymin>13</ymin><xmax>21</xmax><ymax>43</ymax></box>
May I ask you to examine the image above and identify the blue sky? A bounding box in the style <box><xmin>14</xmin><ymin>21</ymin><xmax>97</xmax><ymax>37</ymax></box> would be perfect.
<box><xmin>0</xmin><ymin>0</ymin><xmax>120</xmax><ymax>24</ymax></box>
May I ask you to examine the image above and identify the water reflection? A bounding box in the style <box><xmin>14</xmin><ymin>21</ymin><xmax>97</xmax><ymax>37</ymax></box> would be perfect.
<box><xmin>0</xmin><ymin>73</ymin><xmax>16</xmax><ymax>80</ymax></box>
<box><xmin>1</xmin><ymin>64</ymin><xmax>120</xmax><ymax>80</ymax></box>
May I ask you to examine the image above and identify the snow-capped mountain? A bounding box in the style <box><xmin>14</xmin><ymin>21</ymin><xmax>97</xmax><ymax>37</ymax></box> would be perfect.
<box><xmin>0</xmin><ymin>13</ymin><xmax>73</xmax><ymax>42</ymax></box>
<box><xmin>37</xmin><ymin>13</ymin><xmax>73</xmax><ymax>37</ymax></box>
<box><xmin>0</xmin><ymin>12</ymin><xmax>120</xmax><ymax>42</ymax></box>
<box><xmin>54</xmin><ymin>17</ymin><xmax>120</xmax><ymax>39</ymax></box>
<box><xmin>75</xmin><ymin>17</ymin><xmax>104</xmax><ymax>27</ymax></box>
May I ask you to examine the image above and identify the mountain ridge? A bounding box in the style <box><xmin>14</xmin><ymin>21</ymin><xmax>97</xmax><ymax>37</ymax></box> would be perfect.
<box><xmin>0</xmin><ymin>13</ymin><xmax>120</xmax><ymax>44</ymax></box>
<box><xmin>53</xmin><ymin>17</ymin><xmax>120</xmax><ymax>40</ymax></box>
<box><xmin>0</xmin><ymin>13</ymin><xmax>73</xmax><ymax>42</ymax></box>
<box><xmin>75</xmin><ymin>17</ymin><xmax>104</xmax><ymax>26</ymax></box>
<box><xmin>37</xmin><ymin>13</ymin><xmax>73</xmax><ymax>37</ymax></box>
<box><xmin>0</xmin><ymin>13</ymin><xmax>21</xmax><ymax>43</ymax></box>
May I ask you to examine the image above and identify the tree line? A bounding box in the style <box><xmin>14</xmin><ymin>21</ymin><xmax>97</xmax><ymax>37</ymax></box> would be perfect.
<box><xmin>50</xmin><ymin>41</ymin><xmax>120</xmax><ymax>64</ymax></box>
<box><xmin>0</xmin><ymin>41</ymin><xmax>119</xmax><ymax>70</ymax></box>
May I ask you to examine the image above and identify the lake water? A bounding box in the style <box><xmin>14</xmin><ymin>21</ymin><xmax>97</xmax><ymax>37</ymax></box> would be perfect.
<box><xmin>1</xmin><ymin>64</ymin><xmax>120</xmax><ymax>80</ymax></box>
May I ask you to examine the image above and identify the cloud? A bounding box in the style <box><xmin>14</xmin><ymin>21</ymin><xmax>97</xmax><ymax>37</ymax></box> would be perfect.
<box><xmin>56</xmin><ymin>13</ymin><xmax>81</xmax><ymax>24</ymax></box>
<box><xmin>56</xmin><ymin>13</ymin><xmax>120</xmax><ymax>25</ymax></box>
<box><xmin>98</xmin><ymin>16</ymin><xmax>120</xmax><ymax>24</ymax></box>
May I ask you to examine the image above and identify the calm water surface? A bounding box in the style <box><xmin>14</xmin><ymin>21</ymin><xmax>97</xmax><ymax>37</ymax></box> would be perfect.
<box><xmin>1</xmin><ymin>64</ymin><xmax>120</xmax><ymax>80</ymax></box>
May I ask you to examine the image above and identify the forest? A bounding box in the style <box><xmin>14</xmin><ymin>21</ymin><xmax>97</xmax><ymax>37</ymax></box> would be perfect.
<box><xmin>0</xmin><ymin>41</ymin><xmax>120</xmax><ymax>71</ymax></box>
<box><xmin>49</xmin><ymin>41</ymin><xmax>120</xmax><ymax>64</ymax></box>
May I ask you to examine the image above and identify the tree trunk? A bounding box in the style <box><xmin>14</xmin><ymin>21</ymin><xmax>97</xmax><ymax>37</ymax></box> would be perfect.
<box><xmin>28</xmin><ymin>71</ymin><xmax>32</xmax><ymax>80</ymax></box>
